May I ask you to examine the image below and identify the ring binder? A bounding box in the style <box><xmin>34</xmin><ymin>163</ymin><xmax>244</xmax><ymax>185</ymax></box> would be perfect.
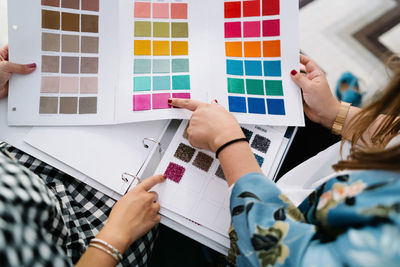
<box><xmin>142</xmin><ymin>137</ymin><xmax>163</xmax><ymax>153</ymax></box>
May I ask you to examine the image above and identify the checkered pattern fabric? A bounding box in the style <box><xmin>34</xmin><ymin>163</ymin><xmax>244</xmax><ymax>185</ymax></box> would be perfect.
<box><xmin>0</xmin><ymin>143</ymin><xmax>157</xmax><ymax>266</ymax></box>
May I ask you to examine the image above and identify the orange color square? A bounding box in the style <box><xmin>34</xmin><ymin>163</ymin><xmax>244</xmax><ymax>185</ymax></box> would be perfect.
<box><xmin>153</xmin><ymin>41</ymin><xmax>170</xmax><ymax>56</ymax></box>
<box><xmin>134</xmin><ymin>40</ymin><xmax>151</xmax><ymax>55</ymax></box>
<box><xmin>225</xmin><ymin>42</ymin><xmax>242</xmax><ymax>57</ymax></box>
<box><xmin>244</xmin><ymin>41</ymin><xmax>261</xmax><ymax>57</ymax></box>
<box><xmin>263</xmin><ymin>40</ymin><xmax>281</xmax><ymax>57</ymax></box>
<box><xmin>171</xmin><ymin>41</ymin><xmax>188</xmax><ymax>55</ymax></box>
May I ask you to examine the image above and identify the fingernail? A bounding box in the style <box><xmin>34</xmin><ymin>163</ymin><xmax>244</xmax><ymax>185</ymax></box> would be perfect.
<box><xmin>168</xmin><ymin>99</ymin><xmax>172</xmax><ymax>104</ymax></box>
<box><xmin>291</xmin><ymin>70</ymin><xmax>297</xmax><ymax>76</ymax></box>
<box><xmin>29</xmin><ymin>63</ymin><xmax>36</xmax><ymax>69</ymax></box>
<box><xmin>214</xmin><ymin>99</ymin><xmax>218</xmax><ymax>104</ymax></box>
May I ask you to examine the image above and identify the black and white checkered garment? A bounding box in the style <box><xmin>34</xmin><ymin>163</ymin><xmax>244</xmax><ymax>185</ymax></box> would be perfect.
<box><xmin>0</xmin><ymin>143</ymin><xmax>157</xmax><ymax>266</ymax></box>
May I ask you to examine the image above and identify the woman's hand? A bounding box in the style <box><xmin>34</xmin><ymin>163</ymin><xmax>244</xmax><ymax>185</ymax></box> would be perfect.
<box><xmin>169</xmin><ymin>99</ymin><xmax>245</xmax><ymax>152</ymax></box>
<box><xmin>291</xmin><ymin>54</ymin><xmax>340</xmax><ymax>128</ymax></box>
<box><xmin>0</xmin><ymin>45</ymin><xmax>36</xmax><ymax>98</ymax></box>
<box><xmin>96</xmin><ymin>174</ymin><xmax>165</xmax><ymax>254</ymax></box>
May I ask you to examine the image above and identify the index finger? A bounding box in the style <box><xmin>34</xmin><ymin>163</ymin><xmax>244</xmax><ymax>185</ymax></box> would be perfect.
<box><xmin>139</xmin><ymin>174</ymin><xmax>165</xmax><ymax>191</ymax></box>
<box><xmin>300</xmin><ymin>54</ymin><xmax>321</xmax><ymax>74</ymax></box>
<box><xmin>169</xmin><ymin>98</ymin><xmax>206</xmax><ymax>111</ymax></box>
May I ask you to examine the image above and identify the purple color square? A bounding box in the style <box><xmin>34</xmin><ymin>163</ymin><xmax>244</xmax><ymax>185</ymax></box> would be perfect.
<box><xmin>244</xmin><ymin>21</ymin><xmax>261</xmax><ymax>37</ymax></box>
<box><xmin>262</xmin><ymin>19</ymin><xmax>280</xmax><ymax>37</ymax></box>
<box><xmin>164</xmin><ymin>162</ymin><xmax>185</xmax><ymax>183</ymax></box>
<box><xmin>225</xmin><ymin>22</ymin><xmax>242</xmax><ymax>38</ymax></box>
<box><xmin>133</xmin><ymin>94</ymin><xmax>151</xmax><ymax>111</ymax></box>
<box><xmin>152</xmin><ymin>93</ymin><xmax>171</xmax><ymax>109</ymax></box>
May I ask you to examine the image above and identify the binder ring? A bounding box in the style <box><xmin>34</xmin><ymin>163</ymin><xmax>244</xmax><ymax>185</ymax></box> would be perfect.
<box><xmin>122</xmin><ymin>172</ymin><xmax>140</xmax><ymax>184</ymax></box>
<box><xmin>142</xmin><ymin>138</ymin><xmax>163</xmax><ymax>153</ymax></box>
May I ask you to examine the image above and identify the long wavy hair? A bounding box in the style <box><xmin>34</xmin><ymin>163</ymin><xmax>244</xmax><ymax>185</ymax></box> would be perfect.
<box><xmin>333</xmin><ymin>56</ymin><xmax>400</xmax><ymax>171</ymax></box>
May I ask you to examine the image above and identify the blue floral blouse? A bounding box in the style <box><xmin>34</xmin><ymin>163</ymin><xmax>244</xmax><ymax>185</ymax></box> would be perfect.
<box><xmin>228</xmin><ymin>171</ymin><xmax>400</xmax><ymax>266</ymax></box>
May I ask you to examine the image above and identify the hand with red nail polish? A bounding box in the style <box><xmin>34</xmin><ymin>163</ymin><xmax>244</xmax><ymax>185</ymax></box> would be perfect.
<box><xmin>291</xmin><ymin>54</ymin><xmax>340</xmax><ymax>128</ymax></box>
<box><xmin>0</xmin><ymin>44</ymin><xmax>37</xmax><ymax>99</ymax></box>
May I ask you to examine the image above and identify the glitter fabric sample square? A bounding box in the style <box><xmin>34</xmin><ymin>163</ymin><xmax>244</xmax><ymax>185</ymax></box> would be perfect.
<box><xmin>251</xmin><ymin>134</ymin><xmax>271</xmax><ymax>154</ymax></box>
<box><xmin>164</xmin><ymin>162</ymin><xmax>185</xmax><ymax>183</ymax></box>
<box><xmin>192</xmin><ymin>152</ymin><xmax>214</xmax><ymax>172</ymax></box>
<box><xmin>215</xmin><ymin>165</ymin><xmax>226</xmax><ymax>180</ymax></box>
<box><xmin>241</xmin><ymin>127</ymin><xmax>254</xmax><ymax>141</ymax></box>
<box><xmin>174</xmin><ymin>143</ymin><xmax>196</xmax><ymax>163</ymax></box>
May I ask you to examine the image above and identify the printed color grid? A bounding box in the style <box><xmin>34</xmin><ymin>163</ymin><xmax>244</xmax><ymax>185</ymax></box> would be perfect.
<box><xmin>133</xmin><ymin>0</ymin><xmax>191</xmax><ymax>112</ymax></box>
<box><xmin>224</xmin><ymin>0</ymin><xmax>286</xmax><ymax>116</ymax></box>
<box><xmin>40</xmin><ymin>0</ymin><xmax>99</xmax><ymax>115</ymax></box>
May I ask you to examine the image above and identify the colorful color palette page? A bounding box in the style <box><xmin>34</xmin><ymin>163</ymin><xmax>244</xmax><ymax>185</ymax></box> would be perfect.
<box><xmin>153</xmin><ymin>120</ymin><xmax>284</xmax><ymax>236</ymax></box>
<box><xmin>207</xmin><ymin>0</ymin><xmax>304</xmax><ymax>126</ymax></box>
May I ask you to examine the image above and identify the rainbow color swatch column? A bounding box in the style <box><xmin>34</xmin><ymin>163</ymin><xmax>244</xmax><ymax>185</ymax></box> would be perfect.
<box><xmin>224</xmin><ymin>0</ymin><xmax>285</xmax><ymax>116</ymax></box>
<box><xmin>133</xmin><ymin>0</ymin><xmax>191</xmax><ymax>112</ymax></box>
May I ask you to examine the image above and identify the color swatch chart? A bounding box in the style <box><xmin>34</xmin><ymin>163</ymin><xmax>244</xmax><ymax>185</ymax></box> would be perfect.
<box><xmin>153</xmin><ymin>121</ymin><xmax>284</xmax><ymax>235</ymax></box>
<box><xmin>40</xmin><ymin>0</ymin><xmax>99</xmax><ymax>115</ymax></box>
<box><xmin>224</xmin><ymin>0</ymin><xmax>286</xmax><ymax>116</ymax></box>
<box><xmin>133</xmin><ymin>0</ymin><xmax>191</xmax><ymax>112</ymax></box>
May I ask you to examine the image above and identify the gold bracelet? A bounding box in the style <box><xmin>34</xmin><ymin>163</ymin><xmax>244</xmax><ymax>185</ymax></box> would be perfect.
<box><xmin>331</xmin><ymin>101</ymin><xmax>351</xmax><ymax>135</ymax></box>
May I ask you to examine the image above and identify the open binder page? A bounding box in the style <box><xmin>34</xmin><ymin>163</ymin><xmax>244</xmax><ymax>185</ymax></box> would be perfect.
<box><xmin>7</xmin><ymin>0</ymin><xmax>117</xmax><ymax>126</ymax></box>
<box><xmin>152</xmin><ymin>120</ymin><xmax>285</xmax><ymax>237</ymax></box>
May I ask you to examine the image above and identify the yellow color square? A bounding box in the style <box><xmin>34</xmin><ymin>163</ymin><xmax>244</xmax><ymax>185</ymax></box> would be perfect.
<box><xmin>171</xmin><ymin>41</ymin><xmax>188</xmax><ymax>56</ymax></box>
<box><xmin>153</xmin><ymin>41</ymin><xmax>170</xmax><ymax>56</ymax></box>
<box><xmin>134</xmin><ymin>40</ymin><xmax>151</xmax><ymax>55</ymax></box>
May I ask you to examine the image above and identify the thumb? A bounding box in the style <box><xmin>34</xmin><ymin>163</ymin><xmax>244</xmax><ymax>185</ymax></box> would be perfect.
<box><xmin>3</xmin><ymin>62</ymin><xmax>36</xmax><ymax>74</ymax></box>
<box><xmin>290</xmin><ymin>70</ymin><xmax>311</xmax><ymax>90</ymax></box>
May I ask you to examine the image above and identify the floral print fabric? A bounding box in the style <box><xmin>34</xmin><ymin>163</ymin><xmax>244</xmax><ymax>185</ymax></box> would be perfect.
<box><xmin>229</xmin><ymin>171</ymin><xmax>400</xmax><ymax>266</ymax></box>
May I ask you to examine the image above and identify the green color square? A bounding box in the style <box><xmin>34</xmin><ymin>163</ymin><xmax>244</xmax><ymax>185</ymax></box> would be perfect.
<box><xmin>134</xmin><ymin>59</ymin><xmax>151</xmax><ymax>74</ymax></box>
<box><xmin>153</xmin><ymin>76</ymin><xmax>171</xmax><ymax>90</ymax></box>
<box><xmin>134</xmin><ymin>21</ymin><xmax>151</xmax><ymax>37</ymax></box>
<box><xmin>172</xmin><ymin>75</ymin><xmax>190</xmax><ymax>90</ymax></box>
<box><xmin>153</xmin><ymin>22</ymin><xmax>170</xmax><ymax>38</ymax></box>
<box><xmin>228</xmin><ymin>78</ymin><xmax>245</xmax><ymax>94</ymax></box>
<box><xmin>172</xmin><ymin>59</ymin><xmax>189</xmax><ymax>73</ymax></box>
<box><xmin>246</xmin><ymin>79</ymin><xmax>264</xmax><ymax>95</ymax></box>
<box><xmin>134</xmin><ymin>77</ymin><xmax>151</xmax><ymax>91</ymax></box>
<box><xmin>153</xmin><ymin>59</ymin><xmax>170</xmax><ymax>73</ymax></box>
<box><xmin>171</xmin><ymin>22</ymin><xmax>188</xmax><ymax>38</ymax></box>
<box><xmin>265</xmin><ymin>80</ymin><xmax>283</xmax><ymax>96</ymax></box>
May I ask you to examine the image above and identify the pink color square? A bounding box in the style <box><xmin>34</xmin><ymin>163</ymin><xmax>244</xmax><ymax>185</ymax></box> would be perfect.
<box><xmin>225</xmin><ymin>22</ymin><xmax>242</xmax><ymax>38</ymax></box>
<box><xmin>171</xmin><ymin>3</ymin><xmax>188</xmax><ymax>19</ymax></box>
<box><xmin>244</xmin><ymin>21</ymin><xmax>261</xmax><ymax>37</ymax></box>
<box><xmin>172</xmin><ymin>93</ymin><xmax>191</xmax><ymax>99</ymax></box>
<box><xmin>134</xmin><ymin>2</ymin><xmax>151</xmax><ymax>18</ymax></box>
<box><xmin>153</xmin><ymin>3</ymin><xmax>169</xmax><ymax>18</ymax></box>
<box><xmin>152</xmin><ymin>93</ymin><xmax>171</xmax><ymax>109</ymax></box>
<box><xmin>262</xmin><ymin>19</ymin><xmax>280</xmax><ymax>37</ymax></box>
<box><xmin>133</xmin><ymin>94</ymin><xmax>151</xmax><ymax>111</ymax></box>
<box><xmin>164</xmin><ymin>162</ymin><xmax>185</xmax><ymax>183</ymax></box>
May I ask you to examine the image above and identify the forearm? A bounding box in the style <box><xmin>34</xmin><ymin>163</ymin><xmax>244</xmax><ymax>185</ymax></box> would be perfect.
<box><xmin>218</xmin><ymin>141</ymin><xmax>262</xmax><ymax>186</ymax></box>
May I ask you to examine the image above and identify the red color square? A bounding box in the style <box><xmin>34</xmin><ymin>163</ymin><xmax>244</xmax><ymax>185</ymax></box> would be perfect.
<box><xmin>224</xmin><ymin>1</ymin><xmax>241</xmax><ymax>18</ymax></box>
<box><xmin>244</xmin><ymin>21</ymin><xmax>261</xmax><ymax>37</ymax></box>
<box><xmin>243</xmin><ymin>0</ymin><xmax>260</xmax><ymax>17</ymax></box>
<box><xmin>164</xmin><ymin>162</ymin><xmax>185</xmax><ymax>183</ymax></box>
<box><xmin>133</xmin><ymin>94</ymin><xmax>151</xmax><ymax>111</ymax></box>
<box><xmin>262</xmin><ymin>0</ymin><xmax>280</xmax><ymax>16</ymax></box>
<box><xmin>171</xmin><ymin>3</ymin><xmax>188</xmax><ymax>19</ymax></box>
<box><xmin>262</xmin><ymin>19</ymin><xmax>280</xmax><ymax>37</ymax></box>
<box><xmin>152</xmin><ymin>93</ymin><xmax>171</xmax><ymax>109</ymax></box>
<box><xmin>225</xmin><ymin>22</ymin><xmax>242</xmax><ymax>38</ymax></box>
<box><xmin>134</xmin><ymin>2</ymin><xmax>151</xmax><ymax>18</ymax></box>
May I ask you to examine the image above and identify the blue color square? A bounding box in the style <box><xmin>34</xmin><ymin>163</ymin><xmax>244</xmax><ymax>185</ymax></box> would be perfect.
<box><xmin>245</xmin><ymin>60</ymin><xmax>262</xmax><ymax>76</ymax></box>
<box><xmin>228</xmin><ymin>96</ymin><xmax>247</xmax><ymax>113</ymax></box>
<box><xmin>254</xmin><ymin>154</ymin><xmax>264</xmax><ymax>167</ymax></box>
<box><xmin>153</xmin><ymin>76</ymin><xmax>171</xmax><ymax>90</ymax></box>
<box><xmin>226</xmin><ymin>60</ymin><xmax>244</xmax><ymax>76</ymax></box>
<box><xmin>247</xmin><ymin>97</ymin><xmax>266</xmax><ymax>114</ymax></box>
<box><xmin>263</xmin><ymin>61</ymin><xmax>282</xmax><ymax>77</ymax></box>
<box><xmin>266</xmin><ymin>98</ymin><xmax>286</xmax><ymax>115</ymax></box>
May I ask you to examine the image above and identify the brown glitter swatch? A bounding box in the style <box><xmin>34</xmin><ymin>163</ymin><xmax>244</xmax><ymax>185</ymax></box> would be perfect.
<box><xmin>192</xmin><ymin>152</ymin><xmax>214</xmax><ymax>172</ymax></box>
<box><xmin>215</xmin><ymin>165</ymin><xmax>226</xmax><ymax>180</ymax></box>
<box><xmin>174</xmin><ymin>143</ymin><xmax>196</xmax><ymax>163</ymax></box>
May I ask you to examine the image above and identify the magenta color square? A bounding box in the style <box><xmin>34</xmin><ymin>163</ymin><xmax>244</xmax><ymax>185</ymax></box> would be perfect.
<box><xmin>244</xmin><ymin>21</ymin><xmax>261</xmax><ymax>37</ymax></box>
<box><xmin>152</xmin><ymin>93</ymin><xmax>171</xmax><ymax>109</ymax></box>
<box><xmin>133</xmin><ymin>94</ymin><xmax>151</xmax><ymax>111</ymax></box>
<box><xmin>134</xmin><ymin>2</ymin><xmax>151</xmax><ymax>18</ymax></box>
<box><xmin>263</xmin><ymin>19</ymin><xmax>280</xmax><ymax>37</ymax></box>
<box><xmin>225</xmin><ymin>22</ymin><xmax>242</xmax><ymax>38</ymax></box>
<box><xmin>152</xmin><ymin>3</ymin><xmax>169</xmax><ymax>18</ymax></box>
<box><xmin>172</xmin><ymin>93</ymin><xmax>191</xmax><ymax>99</ymax></box>
<box><xmin>164</xmin><ymin>162</ymin><xmax>185</xmax><ymax>183</ymax></box>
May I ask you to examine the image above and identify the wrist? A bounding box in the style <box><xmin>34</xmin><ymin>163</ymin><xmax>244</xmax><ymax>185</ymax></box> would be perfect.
<box><xmin>320</xmin><ymin>99</ymin><xmax>341</xmax><ymax>129</ymax></box>
<box><xmin>97</xmin><ymin>224</ymin><xmax>131</xmax><ymax>254</ymax></box>
<box><xmin>211</xmin><ymin>127</ymin><xmax>245</xmax><ymax>152</ymax></box>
